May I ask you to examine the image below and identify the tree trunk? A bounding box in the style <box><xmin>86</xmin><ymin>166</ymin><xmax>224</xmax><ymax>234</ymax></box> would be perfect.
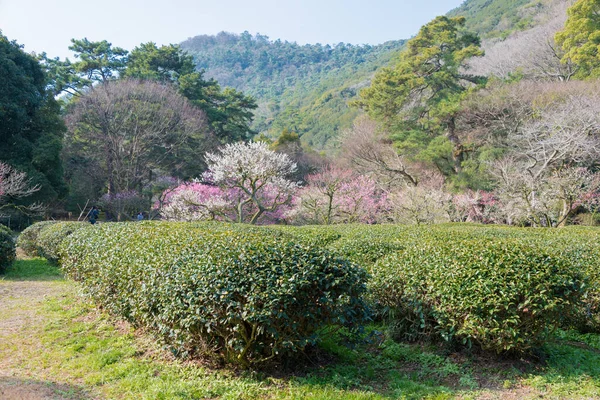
<box><xmin>446</xmin><ymin>117</ymin><xmax>464</xmax><ymax>174</ymax></box>
<box><xmin>326</xmin><ymin>193</ymin><xmax>334</xmax><ymax>225</ymax></box>
<box><xmin>557</xmin><ymin>199</ymin><xmax>570</xmax><ymax>227</ymax></box>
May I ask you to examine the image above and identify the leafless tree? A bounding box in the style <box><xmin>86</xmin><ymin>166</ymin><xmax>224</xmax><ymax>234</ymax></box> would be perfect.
<box><xmin>64</xmin><ymin>79</ymin><xmax>215</xmax><ymax>198</ymax></box>
<box><xmin>490</xmin><ymin>162</ymin><xmax>600</xmax><ymax>227</ymax></box>
<box><xmin>339</xmin><ymin>117</ymin><xmax>419</xmax><ymax>188</ymax></box>
<box><xmin>0</xmin><ymin>162</ymin><xmax>45</xmax><ymax>216</ymax></box>
<box><xmin>510</xmin><ymin>94</ymin><xmax>600</xmax><ymax>180</ymax></box>
<box><xmin>481</xmin><ymin>83</ymin><xmax>600</xmax><ymax>226</ymax></box>
<box><xmin>457</xmin><ymin>81</ymin><xmax>540</xmax><ymax>146</ymax></box>
<box><xmin>455</xmin><ymin>78</ymin><xmax>600</xmax><ymax>226</ymax></box>
<box><xmin>387</xmin><ymin>172</ymin><xmax>451</xmax><ymax>225</ymax></box>
<box><xmin>468</xmin><ymin>1</ymin><xmax>577</xmax><ymax>82</ymax></box>
<box><xmin>458</xmin><ymin>80</ymin><xmax>600</xmax><ymax>151</ymax></box>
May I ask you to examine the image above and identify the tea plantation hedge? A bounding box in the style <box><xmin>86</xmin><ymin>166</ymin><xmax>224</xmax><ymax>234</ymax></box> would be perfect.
<box><xmin>59</xmin><ymin>222</ymin><xmax>368</xmax><ymax>367</ymax></box>
<box><xmin>0</xmin><ymin>224</ymin><xmax>15</xmax><ymax>273</ymax></box>
<box><xmin>21</xmin><ymin>220</ymin><xmax>600</xmax><ymax>360</ymax></box>
<box><xmin>370</xmin><ymin>238</ymin><xmax>585</xmax><ymax>353</ymax></box>
<box><xmin>36</xmin><ymin>221</ymin><xmax>87</xmax><ymax>264</ymax></box>
<box><xmin>277</xmin><ymin>224</ymin><xmax>600</xmax><ymax>349</ymax></box>
<box><xmin>16</xmin><ymin>220</ymin><xmax>57</xmax><ymax>257</ymax></box>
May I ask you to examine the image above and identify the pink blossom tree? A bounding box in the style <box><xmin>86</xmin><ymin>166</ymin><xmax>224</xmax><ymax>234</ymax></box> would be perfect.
<box><xmin>294</xmin><ymin>166</ymin><xmax>388</xmax><ymax>225</ymax></box>
<box><xmin>452</xmin><ymin>190</ymin><xmax>501</xmax><ymax>224</ymax></box>
<box><xmin>161</xmin><ymin>142</ymin><xmax>299</xmax><ymax>225</ymax></box>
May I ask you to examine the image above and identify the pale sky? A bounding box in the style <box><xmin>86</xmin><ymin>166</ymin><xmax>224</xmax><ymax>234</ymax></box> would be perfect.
<box><xmin>0</xmin><ymin>0</ymin><xmax>464</xmax><ymax>59</ymax></box>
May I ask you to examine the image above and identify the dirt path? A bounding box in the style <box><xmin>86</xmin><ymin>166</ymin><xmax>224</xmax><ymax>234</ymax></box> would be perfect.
<box><xmin>0</xmin><ymin>276</ymin><xmax>84</xmax><ymax>400</ymax></box>
<box><xmin>0</xmin><ymin>281</ymin><xmax>65</xmax><ymax>337</ymax></box>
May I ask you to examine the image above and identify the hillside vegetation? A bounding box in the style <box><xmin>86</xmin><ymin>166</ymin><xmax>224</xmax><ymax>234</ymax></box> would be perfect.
<box><xmin>180</xmin><ymin>0</ymin><xmax>569</xmax><ymax>149</ymax></box>
<box><xmin>448</xmin><ymin>0</ymin><xmax>549</xmax><ymax>38</ymax></box>
<box><xmin>180</xmin><ymin>33</ymin><xmax>405</xmax><ymax>149</ymax></box>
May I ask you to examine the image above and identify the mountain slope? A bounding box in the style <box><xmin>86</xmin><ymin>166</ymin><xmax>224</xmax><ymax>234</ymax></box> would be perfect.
<box><xmin>181</xmin><ymin>0</ymin><xmax>568</xmax><ymax>150</ymax></box>
<box><xmin>448</xmin><ymin>0</ymin><xmax>539</xmax><ymax>38</ymax></box>
<box><xmin>180</xmin><ymin>32</ymin><xmax>405</xmax><ymax>149</ymax></box>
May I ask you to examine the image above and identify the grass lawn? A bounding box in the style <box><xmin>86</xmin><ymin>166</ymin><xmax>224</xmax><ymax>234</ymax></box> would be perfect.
<box><xmin>1</xmin><ymin>257</ymin><xmax>600</xmax><ymax>399</ymax></box>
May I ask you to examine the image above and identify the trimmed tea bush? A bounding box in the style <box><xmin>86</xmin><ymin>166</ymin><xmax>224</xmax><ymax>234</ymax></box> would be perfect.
<box><xmin>551</xmin><ymin>230</ymin><xmax>600</xmax><ymax>333</ymax></box>
<box><xmin>270</xmin><ymin>225</ymin><xmax>342</xmax><ymax>247</ymax></box>
<box><xmin>371</xmin><ymin>238</ymin><xmax>585</xmax><ymax>353</ymax></box>
<box><xmin>16</xmin><ymin>221</ymin><xmax>57</xmax><ymax>257</ymax></box>
<box><xmin>0</xmin><ymin>224</ymin><xmax>15</xmax><ymax>273</ymax></box>
<box><xmin>60</xmin><ymin>222</ymin><xmax>368</xmax><ymax>367</ymax></box>
<box><xmin>36</xmin><ymin>222</ymin><xmax>87</xmax><ymax>264</ymax></box>
<box><xmin>268</xmin><ymin>224</ymin><xmax>600</xmax><ymax>336</ymax></box>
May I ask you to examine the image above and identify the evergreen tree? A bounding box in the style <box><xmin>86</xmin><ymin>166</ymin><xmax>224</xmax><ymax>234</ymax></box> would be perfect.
<box><xmin>556</xmin><ymin>0</ymin><xmax>600</xmax><ymax>79</ymax></box>
<box><xmin>357</xmin><ymin>16</ymin><xmax>485</xmax><ymax>180</ymax></box>
<box><xmin>0</xmin><ymin>32</ymin><xmax>66</xmax><ymax>209</ymax></box>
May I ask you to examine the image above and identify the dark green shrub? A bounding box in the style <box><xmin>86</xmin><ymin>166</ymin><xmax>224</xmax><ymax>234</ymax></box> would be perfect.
<box><xmin>36</xmin><ymin>221</ymin><xmax>87</xmax><ymax>264</ymax></box>
<box><xmin>371</xmin><ymin>238</ymin><xmax>585</xmax><ymax>353</ymax></box>
<box><xmin>0</xmin><ymin>224</ymin><xmax>16</xmax><ymax>273</ymax></box>
<box><xmin>60</xmin><ymin>222</ymin><xmax>368</xmax><ymax>367</ymax></box>
<box><xmin>16</xmin><ymin>221</ymin><xmax>58</xmax><ymax>257</ymax></box>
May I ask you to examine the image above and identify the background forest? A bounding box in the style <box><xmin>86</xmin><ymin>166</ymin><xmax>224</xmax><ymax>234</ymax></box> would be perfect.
<box><xmin>1</xmin><ymin>0</ymin><xmax>599</xmax><ymax>229</ymax></box>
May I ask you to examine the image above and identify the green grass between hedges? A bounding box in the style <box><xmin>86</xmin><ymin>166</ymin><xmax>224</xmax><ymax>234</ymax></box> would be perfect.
<box><xmin>3</xmin><ymin>257</ymin><xmax>63</xmax><ymax>280</ymax></box>
<box><xmin>3</xmin><ymin>256</ymin><xmax>600</xmax><ymax>399</ymax></box>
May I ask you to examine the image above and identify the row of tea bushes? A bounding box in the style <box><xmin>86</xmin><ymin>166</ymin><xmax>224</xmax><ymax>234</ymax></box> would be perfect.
<box><xmin>16</xmin><ymin>220</ymin><xmax>58</xmax><ymax>257</ymax></box>
<box><xmin>370</xmin><ymin>238</ymin><xmax>585</xmax><ymax>353</ymax></box>
<box><xmin>0</xmin><ymin>224</ymin><xmax>15</xmax><ymax>273</ymax></box>
<box><xmin>277</xmin><ymin>224</ymin><xmax>600</xmax><ymax>349</ymax></box>
<box><xmin>59</xmin><ymin>222</ymin><xmax>369</xmax><ymax>367</ymax></box>
<box><xmin>20</xmin><ymin>220</ymin><xmax>600</xmax><ymax>361</ymax></box>
<box><xmin>36</xmin><ymin>222</ymin><xmax>88</xmax><ymax>264</ymax></box>
<box><xmin>17</xmin><ymin>221</ymin><xmax>87</xmax><ymax>264</ymax></box>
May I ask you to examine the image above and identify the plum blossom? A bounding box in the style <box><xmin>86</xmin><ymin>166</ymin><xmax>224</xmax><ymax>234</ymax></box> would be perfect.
<box><xmin>294</xmin><ymin>166</ymin><xmax>388</xmax><ymax>224</ymax></box>
<box><xmin>161</xmin><ymin>142</ymin><xmax>299</xmax><ymax>224</ymax></box>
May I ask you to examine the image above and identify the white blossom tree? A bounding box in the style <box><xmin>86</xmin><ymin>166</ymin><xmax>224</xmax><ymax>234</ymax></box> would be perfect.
<box><xmin>160</xmin><ymin>182</ymin><xmax>232</xmax><ymax>222</ymax></box>
<box><xmin>0</xmin><ymin>162</ymin><xmax>45</xmax><ymax>216</ymax></box>
<box><xmin>203</xmin><ymin>141</ymin><xmax>299</xmax><ymax>224</ymax></box>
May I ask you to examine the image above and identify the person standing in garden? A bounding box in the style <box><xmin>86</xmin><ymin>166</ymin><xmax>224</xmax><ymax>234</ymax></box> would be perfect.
<box><xmin>87</xmin><ymin>206</ymin><xmax>100</xmax><ymax>224</ymax></box>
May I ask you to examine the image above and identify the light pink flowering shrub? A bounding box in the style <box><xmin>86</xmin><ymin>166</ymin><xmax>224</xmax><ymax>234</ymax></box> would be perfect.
<box><xmin>294</xmin><ymin>166</ymin><xmax>388</xmax><ymax>225</ymax></box>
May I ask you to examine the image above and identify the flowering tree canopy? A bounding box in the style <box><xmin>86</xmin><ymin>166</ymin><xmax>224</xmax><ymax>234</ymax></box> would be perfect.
<box><xmin>452</xmin><ymin>190</ymin><xmax>500</xmax><ymax>224</ymax></box>
<box><xmin>294</xmin><ymin>166</ymin><xmax>388</xmax><ymax>225</ymax></box>
<box><xmin>0</xmin><ymin>162</ymin><xmax>44</xmax><ymax>216</ymax></box>
<box><xmin>203</xmin><ymin>141</ymin><xmax>298</xmax><ymax>224</ymax></box>
<box><xmin>161</xmin><ymin>142</ymin><xmax>298</xmax><ymax>224</ymax></box>
<box><xmin>160</xmin><ymin>182</ymin><xmax>233</xmax><ymax>222</ymax></box>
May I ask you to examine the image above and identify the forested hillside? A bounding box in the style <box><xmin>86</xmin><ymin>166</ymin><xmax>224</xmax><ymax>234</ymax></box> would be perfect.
<box><xmin>181</xmin><ymin>0</ymin><xmax>567</xmax><ymax>149</ymax></box>
<box><xmin>2</xmin><ymin>0</ymin><xmax>592</xmax><ymax>225</ymax></box>
<box><xmin>180</xmin><ymin>33</ymin><xmax>405</xmax><ymax>149</ymax></box>
<box><xmin>448</xmin><ymin>0</ymin><xmax>549</xmax><ymax>38</ymax></box>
